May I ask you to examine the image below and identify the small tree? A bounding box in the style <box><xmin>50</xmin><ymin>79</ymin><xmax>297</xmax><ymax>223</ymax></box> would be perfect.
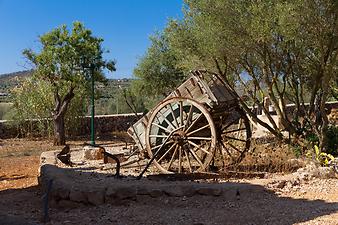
<box><xmin>23</xmin><ymin>22</ymin><xmax>115</xmax><ymax>145</ymax></box>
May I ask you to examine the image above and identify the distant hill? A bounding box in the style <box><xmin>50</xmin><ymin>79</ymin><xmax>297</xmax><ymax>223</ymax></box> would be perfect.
<box><xmin>0</xmin><ymin>70</ymin><xmax>33</xmax><ymax>91</ymax></box>
<box><xmin>0</xmin><ymin>70</ymin><xmax>33</xmax><ymax>101</ymax></box>
<box><xmin>0</xmin><ymin>70</ymin><xmax>32</xmax><ymax>80</ymax></box>
<box><xmin>0</xmin><ymin>70</ymin><xmax>134</xmax><ymax>102</ymax></box>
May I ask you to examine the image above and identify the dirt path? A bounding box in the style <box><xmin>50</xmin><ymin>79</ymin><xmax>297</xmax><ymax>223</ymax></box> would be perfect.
<box><xmin>0</xmin><ymin>138</ymin><xmax>337</xmax><ymax>225</ymax></box>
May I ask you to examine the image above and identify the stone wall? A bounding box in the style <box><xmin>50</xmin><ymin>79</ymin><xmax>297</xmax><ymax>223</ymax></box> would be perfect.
<box><xmin>252</xmin><ymin>101</ymin><xmax>338</xmax><ymax>137</ymax></box>
<box><xmin>0</xmin><ymin>113</ymin><xmax>141</xmax><ymax>139</ymax></box>
<box><xmin>1</xmin><ymin>101</ymin><xmax>337</xmax><ymax>139</ymax></box>
<box><xmin>79</xmin><ymin>114</ymin><xmax>141</xmax><ymax>136</ymax></box>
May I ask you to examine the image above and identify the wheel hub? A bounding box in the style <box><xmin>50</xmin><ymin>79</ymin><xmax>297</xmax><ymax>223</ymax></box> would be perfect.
<box><xmin>172</xmin><ymin>130</ymin><xmax>187</xmax><ymax>146</ymax></box>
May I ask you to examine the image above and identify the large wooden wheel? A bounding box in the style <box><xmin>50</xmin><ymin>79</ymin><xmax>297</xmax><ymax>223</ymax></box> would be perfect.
<box><xmin>146</xmin><ymin>97</ymin><xmax>217</xmax><ymax>174</ymax></box>
<box><xmin>217</xmin><ymin>107</ymin><xmax>252</xmax><ymax>168</ymax></box>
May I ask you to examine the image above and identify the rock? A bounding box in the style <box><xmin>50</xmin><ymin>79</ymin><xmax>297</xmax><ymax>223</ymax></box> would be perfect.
<box><xmin>290</xmin><ymin>178</ymin><xmax>300</xmax><ymax>186</ymax></box>
<box><xmin>52</xmin><ymin>185</ymin><xmax>70</xmax><ymax>200</ymax></box>
<box><xmin>106</xmin><ymin>185</ymin><xmax>137</xmax><ymax>201</ymax></box>
<box><xmin>295</xmin><ymin>162</ymin><xmax>337</xmax><ymax>180</ymax></box>
<box><xmin>288</xmin><ymin>158</ymin><xmax>305</xmax><ymax>168</ymax></box>
<box><xmin>149</xmin><ymin>189</ymin><xmax>163</xmax><ymax>198</ymax></box>
<box><xmin>83</xmin><ymin>146</ymin><xmax>104</xmax><ymax>160</ymax></box>
<box><xmin>294</xmin><ymin>162</ymin><xmax>321</xmax><ymax>181</ymax></box>
<box><xmin>164</xmin><ymin>184</ymin><xmax>195</xmax><ymax>197</ymax></box>
<box><xmin>298</xmin><ymin>172</ymin><xmax>311</xmax><ymax>181</ymax></box>
<box><xmin>317</xmin><ymin>166</ymin><xmax>336</xmax><ymax>178</ymax></box>
<box><xmin>196</xmin><ymin>186</ymin><xmax>222</xmax><ymax>196</ymax></box>
<box><xmin>164</xmin><ymin>185</ymin><xmax>184</xmax><ymax>197</ymax></box>
<box><xmin>136</xmin><ymin>185</ymin><xmax>150</xmax><ymax>195</ymax></box>
<box><xmin>85</xmin><ymin>189</ymin><xmax>105</xmax><ymax>205</ymax></box>
<box><xmin>58</xmin><ymin>200</ymin><xmax>84</xmax><ymax>209</ymax></box>
<box><xmin>40</xmin><ymin>151</ymin><xmax>57</xmax><ymax>165</ymax></box>
<box><xmin>276</xmin><ymin>180</ymin><xmax>287</xmax><ymax>189</ymax></box>
<box><xmin>180</xmin><ymin>185</ymin><xmax>196</xmax><ymax>197</ymax></box>
<box><xmin>264</xmin><ymin>173</ymin><xmax>273</xmax><ymax>179</ymax></box>
<box><xmin>69</xmin><ymin>189</ymin><xmax>87</xmax><ymax>203</ymax></box>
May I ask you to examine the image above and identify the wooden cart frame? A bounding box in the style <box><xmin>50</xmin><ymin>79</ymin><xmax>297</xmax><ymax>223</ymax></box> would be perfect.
<box><xmin>128</xmin><ymin>70</ymin><xmax>251</xmax><ymax>174</ymax></box>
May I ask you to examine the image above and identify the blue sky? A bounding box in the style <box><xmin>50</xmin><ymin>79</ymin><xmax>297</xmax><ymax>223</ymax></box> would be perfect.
<box><xmin>0</xmin><ymin>0</ymin><xmax>183</xmax><ymax>78</ymax></box>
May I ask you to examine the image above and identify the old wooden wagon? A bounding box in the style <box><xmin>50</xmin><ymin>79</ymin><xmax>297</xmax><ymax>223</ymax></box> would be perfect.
<box><xmin>128</xmin><ymin>70</ymin><xmax>251</xmax><ymax>174</ymax></box>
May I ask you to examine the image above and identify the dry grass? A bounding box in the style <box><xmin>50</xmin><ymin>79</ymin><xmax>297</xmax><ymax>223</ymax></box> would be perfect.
<box><xmin>236</xmin><ymin>139</ymin><xmax>304</xmax><ymax>173</ymax></box>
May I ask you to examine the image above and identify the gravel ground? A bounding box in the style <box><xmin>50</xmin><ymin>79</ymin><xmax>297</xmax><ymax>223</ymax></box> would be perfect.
<box><xmin>0</xmin><ymin>138</ymin><xmax>337</xmax><ymax>225</ymax></box>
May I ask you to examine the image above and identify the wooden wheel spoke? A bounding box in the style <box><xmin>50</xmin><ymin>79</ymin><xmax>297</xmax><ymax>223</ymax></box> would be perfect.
<box><xmin>221</xmin><ymin>118</ymin><xmax>239</xmax><ymax>132</ymax></box>
<box><xmin>222</xmin><ymin>135</ymin><xmax>246</xmax><ymax>142</ymax></box>
<box><xmin>183</xmin><ymin>147</ymin><xmax>193</xmax><ymax>172</ymax></box>
<box><xmin>151</xmin><ymin>140</ymin><xmax>173</xmax><ymax>151</ymax></box>
<box><xmin>185</xmin><ymin>113</ymin><xmax>203</xmax><ymax>133</ymax></box>
<box><xmin>220</xmin><ymin>141</ymin><xmax>234</xmax><ymax>158</ymax></box>
<box><xmin>186</xmin><ymin>124</ymin><xmax>210</xmax><ymax>136</ymax></box>
<box><xmin>184</xmin><ymin>105</ymin><xmax>194</xmax><ymax>129</ymax></box>
<box><xmin>178</xmin><ymin>146</ymin><xmax>182</xmax><ymax>173</ymax></box>
<box><xmin>168</xmin><ymin>103</ymin><xmax>179</xmax><ymax>128</ymax></box>
<box><xmin>157</xmin><ymin>143</ymin><xmax>177</xmax><ymax>163</ymax></box>
<box><xmin>151</xmin><ymin>144</ymin><xmax>162</xmax><ymax>151</ymax></box>
<box><xmin>183</xmin><ymin>109</ymin><xmax>189</xmax><ymax>124</ymax></box>
<box><xmin>224</xmin><ymin>141</ymin><xmax>242</xmax><ymax>153</ymax></box>
<box><xmin>179</xmin><ymin>101</ymin><xmax>184</xmax><ymax>127</ymax></box>
<box><xmin>158</xmin><ymin>111</ymin><xmax>177</xmax><ymax>130</ymax></box>
<box><xmin>149</xmin><ymin>134</ymin><xmax>169</xmax><ymax>138</ymax></box>
<box><xmin>187</xmin><ymin>146</ymin><xmax>204</xmax><ymax>167</ymax></box>
<box><xmin>188</xmin><ymin>140</ymin><xmax>211</xmax><ymax>155</ymax></box>
<box><xmin>223</xmin><ymin>127</ymin><xmax>247</xmax><ymax>134</ymax></box>
<box><xmin>167</xmin><ymin>145</ymin><xmax>178</xmax><ymax>171</ymax></box>
<box><xmin>151</xmin><ymin>122</ymin><xmax>172</xmax><ymax>133</ymax></box>
<box><xmin>187</xmin><ymin>136</ymin><xmax>212</xmax><ymax>141</ymax></box>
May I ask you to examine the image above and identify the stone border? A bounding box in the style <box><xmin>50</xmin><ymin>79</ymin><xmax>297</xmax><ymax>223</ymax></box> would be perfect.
<box><xmin>39</xmin><ymin>150</ymin><xmax>259</xmax><ymax>208</ymax></box>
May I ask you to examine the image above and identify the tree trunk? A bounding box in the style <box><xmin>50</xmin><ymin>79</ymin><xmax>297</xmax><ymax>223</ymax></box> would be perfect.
<box><xmin>52</xmin><ymin>86</ymin><xmax>75</xmax><ymax>146</ymax></box>
<box><xmin>53</xmin><ymin>114</ymin><xmax>66</xmax><ymax>145</ymax></box>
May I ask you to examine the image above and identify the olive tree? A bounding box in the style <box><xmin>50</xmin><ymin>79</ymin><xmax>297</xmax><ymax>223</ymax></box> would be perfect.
<box><xmin>134</xmin><ymin>0</ymin><xmax>338</xmax><ymax>151</ymax></box>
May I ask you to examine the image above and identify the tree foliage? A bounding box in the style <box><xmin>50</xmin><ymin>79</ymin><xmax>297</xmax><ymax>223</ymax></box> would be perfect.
<box><xmin>133</xmin><ymin>32</ymin><xmax>185</xmax><ymax>97</ymax></box>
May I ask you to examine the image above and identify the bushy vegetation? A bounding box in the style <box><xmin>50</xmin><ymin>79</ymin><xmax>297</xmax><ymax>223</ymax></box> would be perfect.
<box><xmin>5</xmin><ymin>77</ymin><xmax>87</xmax><ymax>137</ymax></box>
<box><xmin>0</xmin><ymin>103</ymin><xmax>12</xmax><ymax>120</ymax></box>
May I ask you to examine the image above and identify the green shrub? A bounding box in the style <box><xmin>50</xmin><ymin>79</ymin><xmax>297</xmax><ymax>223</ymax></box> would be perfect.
<box><xmin>292</xmin><ymin>144</ymin><xmax>302</xmax><ymax>158</ymax></box>
<box><xmin>306</xmin><ymin>145</ymin><xmax>335</xmax><ymax>166</ymax></box>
